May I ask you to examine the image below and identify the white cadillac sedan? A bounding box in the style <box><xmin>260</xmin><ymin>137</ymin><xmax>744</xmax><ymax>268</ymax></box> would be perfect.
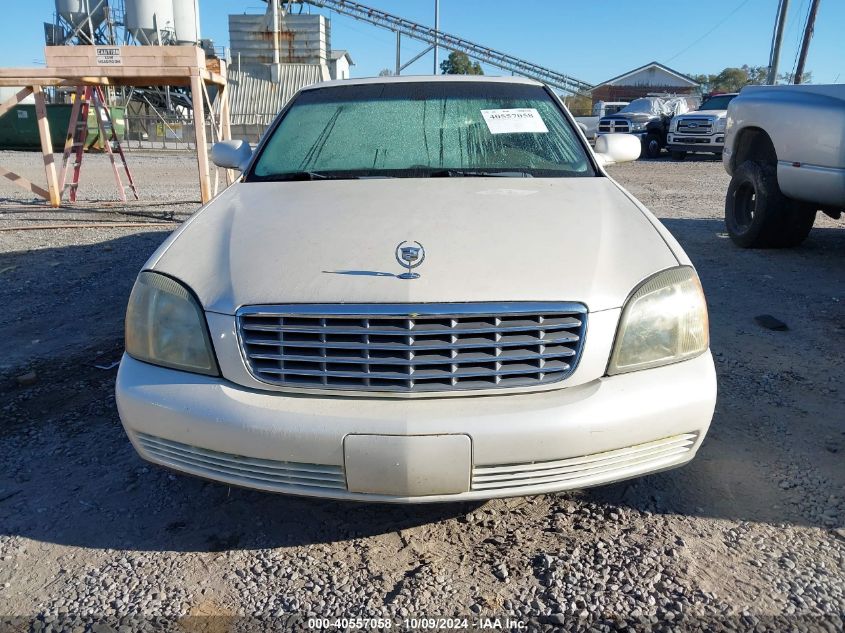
<box><xmin>116</xmin><ymin>76</ymin><xmax>716</xmax><ymax>502</ymax></box>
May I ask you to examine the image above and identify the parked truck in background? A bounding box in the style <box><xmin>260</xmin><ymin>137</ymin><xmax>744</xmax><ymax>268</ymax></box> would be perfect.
<box><xmin>597</xmin><ymin>96</ymin><xmax>697</xmax><ymax>159</ymax></box>
<box><xmin>667</xmin><ymin>93</ymin><xmax>738</xmax><ymax>160</ymax></box>
<box><xmin>574</xmin><ymin>100</ymin><xmax>629</xmax><ymax>141</ymax></box>
<box><xmin>723</xmin><ymin>84</ymin><xmax>845</xmax><ymax>248</ymax></box>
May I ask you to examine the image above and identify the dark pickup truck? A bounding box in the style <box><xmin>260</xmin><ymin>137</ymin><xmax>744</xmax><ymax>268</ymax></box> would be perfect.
<box><xmin>597</xmin><ymin>96</ymin><xmax>698</xmax><ymax>159</ymax></box>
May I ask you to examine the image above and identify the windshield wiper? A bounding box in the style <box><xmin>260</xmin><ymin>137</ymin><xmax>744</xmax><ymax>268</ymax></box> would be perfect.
<box><xmin>259</xmin><ymin>171</ymin><xmax>355</xmax><ymax>181</ymax></box>
<box><xmin>427</xmin><ymin>169</ymin><xmax>534</xmax><ymax>178</ymax></box>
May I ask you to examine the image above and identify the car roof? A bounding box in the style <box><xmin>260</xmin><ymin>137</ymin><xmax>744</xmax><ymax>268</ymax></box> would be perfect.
<box><xmin>301</xmin><ymin>74</ymin><xmax>545</xmax><ymax>92</ymax></box>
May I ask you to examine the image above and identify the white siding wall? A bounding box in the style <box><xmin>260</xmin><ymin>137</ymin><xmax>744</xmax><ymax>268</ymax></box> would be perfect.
<box><xmin>608</xmin><ymin>67</ymin><xmax>692</xmax><ymax>88</ymax></box>
<box><xmin>331</xmin><ymin>57</ymin><xmax>351</xmax><ymax>80</ymax></box>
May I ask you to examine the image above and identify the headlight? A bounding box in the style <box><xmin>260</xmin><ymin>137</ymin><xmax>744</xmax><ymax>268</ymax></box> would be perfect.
<box><xmin>125</xmin><ymin>271</ymin><xmax>218</xmax><ymax>375</ymax></box>
<box><xmin>629</xmin><ymin>121</ymin><xmax>645</xmax><ymax>132</ymax></box>
<box><xmin>670</xmin><ymin>118</ymin><xmax>679</xmax><ymax>132</ymax></box>
<box><xmin>608</xmin><ymin>267</ymin><xmax>709</xmax><ymax>375</ymax></box>
<box><xmin>715</xmin><ymin>118</ymin><xmax>727</xmax><ymax>132</ymax></box>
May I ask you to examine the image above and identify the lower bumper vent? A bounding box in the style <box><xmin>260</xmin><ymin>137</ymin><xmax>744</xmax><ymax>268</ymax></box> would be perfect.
<box><xmin>472</xmin><ymin>433</ymin><xmax>697</xmax><ymax>492</ymax></box>
<box><xmin>136</xmin><ymin>433</ymin><xmax>346</xmax><ymax>493</ymax></box>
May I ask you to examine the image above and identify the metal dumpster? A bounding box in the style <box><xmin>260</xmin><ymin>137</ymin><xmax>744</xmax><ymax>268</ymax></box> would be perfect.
<box><xmin>0</xmin><ymin>103</ymin><xmax>126</xmax><ymax>151</ymax></box>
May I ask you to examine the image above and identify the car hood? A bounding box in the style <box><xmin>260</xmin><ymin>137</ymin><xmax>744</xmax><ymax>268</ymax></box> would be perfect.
<box><xmin>602</xmin><ymin>113</ymin><xmax>655</xmax><ymax>123</ymax></box>
<box><xmin>676</xmin><ymin>109</ymin><xmax>727</xmax><ymax>119</ymax></box>
<box><xmin>149</xmin><ymin>178</ymin><xmax>678</xmax><ymax>314</ymax></box>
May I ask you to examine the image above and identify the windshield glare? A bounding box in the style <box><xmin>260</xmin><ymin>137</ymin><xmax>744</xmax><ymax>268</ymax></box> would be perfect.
<box><xmin>699</xmin><ymin>95</ymin><xmax>736</xmax><ymax>110</ymax></box>
<box><xmin>249</xmin><ymin>82</ymin><xmax>594</xmax><ymax>180</ymax></box>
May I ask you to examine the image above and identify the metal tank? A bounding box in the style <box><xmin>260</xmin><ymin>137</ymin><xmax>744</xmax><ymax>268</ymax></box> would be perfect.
<box><xmin>172</xmin><ymin>0</ymin><xmax>201</xmax><ymax>45</ymax></box>
<box><xmin>125</xmin><ymin>0</ymin><xmax>175</xmax><ymax>45</ymax></box>
<box><xmin>55</xmin><ymin>0</ymin><xmax>109</xmax><ymax>33</ymax></box>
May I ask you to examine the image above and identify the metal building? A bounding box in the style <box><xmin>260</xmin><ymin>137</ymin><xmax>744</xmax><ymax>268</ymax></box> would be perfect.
<box><xmin>226</xmin><ymin>3</ymin><xmax>348</xmax><ymax>141</ymax></box>
<box><xmin>229</xmin><ymin>12</ymin><xmax>330</xmax><ymax>67</ymax></box>
<box><xmin>591</xmin><ymin>62</ymin><xmax>700</xmax><ymax>107</ymax></box>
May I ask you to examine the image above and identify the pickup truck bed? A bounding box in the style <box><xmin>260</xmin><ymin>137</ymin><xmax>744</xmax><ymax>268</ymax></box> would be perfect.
<box><xmin>722</xmin><ymin>84</ymin><xmax>845</xmax><ymax>248</ymax></box>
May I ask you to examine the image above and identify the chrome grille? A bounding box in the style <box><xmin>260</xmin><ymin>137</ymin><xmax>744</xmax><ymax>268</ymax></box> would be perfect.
<box><xmin>598</xmin><ymin>119</ymin><xmax>630</xmax><ymax>133</ymax></box>
<box><xmin>676</xmin><ymin>118</ymin><xmax>713</xmax><ymax>135</ymax></box>
<box><xmin>237</xmin><ymin>303</ymin><xmax>587</xmax><ymax>393</ymax></box>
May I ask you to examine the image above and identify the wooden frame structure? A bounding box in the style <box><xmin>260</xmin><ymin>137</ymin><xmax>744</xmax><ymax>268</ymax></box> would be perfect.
<box><xmin>0</xmin><ymin>46</ymin><xmax>230</xmax><ymax>206</ymax></box>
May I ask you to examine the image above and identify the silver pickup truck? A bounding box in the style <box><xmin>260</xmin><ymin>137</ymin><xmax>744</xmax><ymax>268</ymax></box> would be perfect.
<box><xmin>723</xmin><ymin>84</ymin><xmax>845</xmax><ymax>247</ymax></box>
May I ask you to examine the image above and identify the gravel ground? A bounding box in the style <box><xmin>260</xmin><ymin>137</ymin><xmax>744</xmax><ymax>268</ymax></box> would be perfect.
<box><xmin>0</xmin><ymin>150</ymin><xmax>843</xmax><ymax>632</ymax></box>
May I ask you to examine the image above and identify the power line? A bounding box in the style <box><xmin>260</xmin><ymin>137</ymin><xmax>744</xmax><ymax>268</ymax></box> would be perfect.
<box><xmin>790</xmin><ymin>0</ymin><xmax>814</xmax><ymax>77</ymax></box>
<box><xmin>665</xmin><ymin>0</ymin><xmax>753</xmax><ymax>64</ymax></box>
<box><xmin>784</xmin><ymin>0</ymin><xmax>808</xmax><ymax>42</ymax></box>
<box><xmin>794</xmin><ymin>0</ymin><xmax>821</xmax><ymax>83</ymax></box>
<box><xmin>298</xmin><ymin>0</ymin><xmax>593</xmax><ymax>93</ymax></box>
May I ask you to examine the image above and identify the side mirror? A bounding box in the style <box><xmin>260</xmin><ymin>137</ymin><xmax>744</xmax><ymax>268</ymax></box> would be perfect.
<box><xmin>594</xmin><ymin>133</ymin><xmax>641</xmax><ymax>166</ymax></box>
<box><xmin>211</xmin><ymin>139</ymin><xmax>253</xmax><ymax>171</ymax></box>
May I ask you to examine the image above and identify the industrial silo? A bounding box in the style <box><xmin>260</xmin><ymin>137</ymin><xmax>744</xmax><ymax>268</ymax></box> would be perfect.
<box><xmin>55</xmin><ymin>0</ymin><xmax>109</xmax><ymax>35</ymax></box>
<box><xmin>125</xmin><ymin>0</ymin><xmax>175</xmax><ymax>45</ymax></box>
<box><xmin>172</xmin><ymin>0</ymin><xmax>201</xmax><ymax>45</ymax></box>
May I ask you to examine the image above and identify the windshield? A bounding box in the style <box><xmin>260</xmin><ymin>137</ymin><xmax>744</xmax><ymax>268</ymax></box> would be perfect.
<box><xmin>698</xmin><ymin>94</ymin><xmax>737</xmax><ymax>110</ymax></box>
<box><xmin>618</xmin><ymin>97</ymin><xmax>691</xmax><ymax>116</ymax></box>
<box><xmin>248</xmin><ymin>81</ymin><xmax>594</xmax><ymax>181</ymax></box>
<box><xmin>619</xmin><ymin>99</ymin><xmax>652</xmax><ymax>114</ymax></box>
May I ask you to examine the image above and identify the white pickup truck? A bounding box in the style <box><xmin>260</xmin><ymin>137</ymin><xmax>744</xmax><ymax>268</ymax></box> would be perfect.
<box><xmin>723</xmin><ymin>84</ymin><xmax>845</xmax><ymax>247</ymax></box>
<box><xmin>667</xmin><ymin>93</ymin><xmax>738</xmax><ymax>160</ymax></box>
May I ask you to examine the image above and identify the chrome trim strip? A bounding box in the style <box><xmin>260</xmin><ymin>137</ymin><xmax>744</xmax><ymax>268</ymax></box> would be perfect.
<box><xmin>777</xmin><ymin>160</ymin><xmax>845</xmax><ymax>175</ymax></box>
<box><xmin>237</xmin><ymin>302</ymin><xmax>587</xmax><ymax>318</ymax></box>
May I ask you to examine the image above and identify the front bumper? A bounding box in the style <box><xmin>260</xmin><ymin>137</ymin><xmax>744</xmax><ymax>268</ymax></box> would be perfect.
<box><xmin>667</xmin><ymin>134</ymin><xmax>725</xmax><ymax>153</ymax></box>
<box><xmin>597</xmin><ymin>130</ymin><xmax>648</xmax><ymax>137</ymax></box>
<box><xmin>116</xmin><ymin>352</ymin><xmax>717</xmax><ymax>502</ymax></box>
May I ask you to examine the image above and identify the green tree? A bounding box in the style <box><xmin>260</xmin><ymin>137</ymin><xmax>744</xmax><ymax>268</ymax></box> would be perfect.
<box><xmin>779</xmin><ymin>70</ymin><xmax>813</xmax><ymax>84</ymax></box>
<box><xmin>378</xmin><ymin>68</ymin><xmax>394</xmax><ymax>77</ymax></box>
<box><xmin>562</xmin><ymin>93</ymin><xmax>592</xmax><ymax>116</ymax></box>
<box><xmin>689</xmin><ymin>65</ymin><xmax>810</xmax><ymax>94</ymax></box>
<box><xmin>440</xmin><ymin>51</ymin><xmax>483</xmax><ymax>75</ymax></box>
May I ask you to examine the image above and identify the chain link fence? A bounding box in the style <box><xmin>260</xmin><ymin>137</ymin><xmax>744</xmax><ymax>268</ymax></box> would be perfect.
<box><xmin>122</xmin><ymin>115</ymin><xmax>270</xmax><ymax>150</ymax></box>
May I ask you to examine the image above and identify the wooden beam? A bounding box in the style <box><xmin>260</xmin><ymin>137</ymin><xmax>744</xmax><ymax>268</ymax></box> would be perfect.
<box><xmin>200</xmin><ymin>80</ymin><xmax>221</xmax><ymax>196</ymax></box>
<box><xmin>0</xmin><ymin>85</ymin><xmax>53</xmax><ymax>203</ymax></box>
<box><xmin>0</xmin><ymin>77</ymin><xmax>77</xmax><ymax>88</ymax></box>
<box><xmin>0</xmin><ymin>86</ymin><xmax>34</xmax><ymax>119</ymax></box>
<box><xmin>32</xmin><ymin>85</ymin><xmax>61</xmax><ymax>207</ymax></box>
<box><xmin>0</xmin><ymin>71</ymin><xmax>225</xmax><ymax>88</ymax></box>
<box><xmin>219</xmin><ymin>81</ymin><xmax>235</xmax><ymax>185</ymax></box>
<box><xmin>1</xmin><ymin>49</ymin><xmax>227</xmax><ymax>205</ymax></box>
<box><xmin>220</xmin><ymin>82</ymin><xmax>232</xmax><ymax>142</ymax></box>
<box><xmin>191</xmin><ymin>74</ymin><xmax>211</xmax><ymax>204</ymax></box>
<box><xmin>45</xmin><ymin>45</ymin><xmax>206</xmax><ymax>66</ymax></box>
<box><xmin>0</xmin><ymin>166</ymin><xmax>51</xmax><ymax>200</ymax></box>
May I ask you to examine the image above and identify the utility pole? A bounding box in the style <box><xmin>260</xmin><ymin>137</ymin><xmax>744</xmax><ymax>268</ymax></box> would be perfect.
<box><xmin>433</xmin><ymin>0</ymin><xmax>440</xmax><ymax>74</ymax></box>
<box><xmin>767</xmin><ymin>0</ymin><xmax>790</xmax><ymax>84</ymax></box>
<box><xmin>794</xmin><ymin>0</ymin><xmax>821</xmax><ymax>84</ymax></box>
<box><xmin>271</xmin><ymin>0</ymin><xmax>281</xmax><ymax>83</ymax></box>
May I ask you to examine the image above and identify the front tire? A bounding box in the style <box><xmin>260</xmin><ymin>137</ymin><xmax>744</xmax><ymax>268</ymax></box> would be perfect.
<box><xmin>643</xmin><ymin>133</ymin><xmax>662</xmax><ymax>159</ymax></box>
<box><xmin>725</xmin><ymin>160</ymin><xmax>816</xmax><ymax>248</ymax></box>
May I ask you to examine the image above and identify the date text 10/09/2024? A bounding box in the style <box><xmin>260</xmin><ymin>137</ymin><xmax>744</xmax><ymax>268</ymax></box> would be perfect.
<box><xmin>307</xmin><ymin>617</ymin><xmax>529</xmax><ymax>630</ymax></box>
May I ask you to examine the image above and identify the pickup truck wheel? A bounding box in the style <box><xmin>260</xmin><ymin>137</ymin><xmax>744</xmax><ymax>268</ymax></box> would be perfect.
<box><xmin>725</xmin><ymin>160</ymin><xmax>816</xmax><ymax>248</ymax></box>
<box><xmin>644</xmin><ymin>133</ymin><xmax>662</xmax><ymax>159</ymax></box>
<box><xmin>670</xmin><ymin>150</ymin><xmax>686</xmax><ymax>161</ymax></box>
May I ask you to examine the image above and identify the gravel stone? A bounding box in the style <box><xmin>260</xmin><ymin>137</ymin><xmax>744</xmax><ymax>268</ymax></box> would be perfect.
<box><xmin>0</xmin><ymin>153</ymin><xmax>843</xmax><ymax>628</ymax></box>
